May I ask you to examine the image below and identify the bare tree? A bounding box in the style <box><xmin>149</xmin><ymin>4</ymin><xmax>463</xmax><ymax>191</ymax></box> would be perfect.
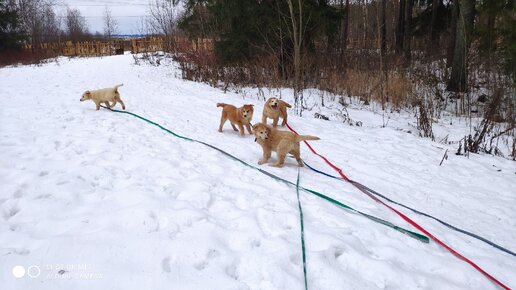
<box><xmin>148</xmin><ymin>0</ymin><xmax>175</xmax><ymax>36</ymax></box>
<box><xmin>147</xmin><ymin>0</ymin><xmax>179</xmax><ymax>51</ymax></box>
<box><xmin>403</xmin><ymin>0</ymin><xmax>413</xmax><ymax>60</ymax></box>
<box><xmin>430</xmin><ymin>0</ymin><xmax>440</xmax><ymax>42</ymax></box>
<box><xmin>395</xmin><ymin>0</ymin><xmax>405</xmax><ymax>54</ymax></box>
<box><xmin>447</xmin><ymin>0</ymin><xmax>476</xmax><ymax>92</ymax></box>
<box><xmin>103</xmin><ymin>6</ymin><xmax>118</xmax><ymax>41</ymax></box>
<box><xmin>379</xmin><ymin>0</ymin><xmax>386</xmax><ymax>56</ymax></box>
<box><xmin>41</xmin><ymin>4</ymin><xmax>59</xmax><ymax>42</ymax></box>
<box><xmin>446</xmin><ymin>0</ymin><xmax>459</xmax><ymax>67</ymax></box>
<box><xmin>16</xmin><ymin>0</ymin><xmax>59</xmax><ymax>50</ymax></box>
<box><xmin>338</xmin><ymin>0</ymin><xmax>349</xmax><ymax>60</ymax></box>
<box><xmin>65</xmin><ymin>7</ymin><xmax>89</xmax><ymax>43</ymax></box>
<box><xmin>286</xmin><ymin>0</ymin><xmax>304</xmax><ymax>110</ymax></box>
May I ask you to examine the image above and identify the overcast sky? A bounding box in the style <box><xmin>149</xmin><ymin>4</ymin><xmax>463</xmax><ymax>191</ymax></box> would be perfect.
<box><xmin>56</xmin><ymin>1</ymin><xmax>152</xmax><ymax>35</ymax></box>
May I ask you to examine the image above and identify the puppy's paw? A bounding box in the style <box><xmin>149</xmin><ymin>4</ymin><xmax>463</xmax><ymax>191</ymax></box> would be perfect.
<box><xmin>270</xmin><ymin>163</ymin><xmax>283</xmax><ymax>168</ymax></box>
<box><xmin>258</xmin><ymin>160</ymin><xmax>266</xmax><ymax>165</ymax></box>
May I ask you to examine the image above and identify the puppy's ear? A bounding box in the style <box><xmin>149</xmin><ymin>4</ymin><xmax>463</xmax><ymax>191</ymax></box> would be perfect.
<box><xmin>85</xmin><ymin>91</ymin><xmax>91</xmax><ymax>95</ymax></box>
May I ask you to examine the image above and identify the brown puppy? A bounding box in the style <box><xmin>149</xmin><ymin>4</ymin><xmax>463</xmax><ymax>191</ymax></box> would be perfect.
<box><xmin>253</xmin><ymin>122</ymin><xmax>319</xmax><ymax>167</ymax></box>
<box><xmin>217</xmin><ymin>103</ymin><xmax>254</xmax><ymax>136</ymax></box>
<box><xmin>262</xmin><ymin>97</ymin><xmax>292</xmax><ymax>127</ymax></box>
<box><xmin>80</xmin><ymin>84</ymin><xmax>125</xmax><ymax>110</ymax></box>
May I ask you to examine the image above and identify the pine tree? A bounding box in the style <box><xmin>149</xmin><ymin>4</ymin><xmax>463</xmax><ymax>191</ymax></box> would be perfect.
<box><xmin>0</xmin><ymin>2</ymin><xmax>27</xmax><ymax>51</ymax></box>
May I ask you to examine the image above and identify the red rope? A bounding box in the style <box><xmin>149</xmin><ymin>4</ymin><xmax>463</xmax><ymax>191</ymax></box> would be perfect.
<box><xmin>285</xmin><ymin>122</ymin><xmax>510</xmax><ymax>290</ymax></box>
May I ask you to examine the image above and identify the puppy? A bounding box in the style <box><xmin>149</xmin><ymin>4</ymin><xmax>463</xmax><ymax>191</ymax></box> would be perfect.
<box><xmin>80</xmin><ymin>84</ymin><xmax>125</xmax><ymax>110</ymax></box>
<box><xmin>217</xmin><ymin>103</ymin><xmax>254</xmax><ymax>136</ymax></box>
<box><xmin>253</xmin><ymin>122</ymin><xmax>319</xmax><ymax>167</ymax></box>
<box><xmin>262</xmin><ymin>97</ymin><xmax>292</xmax><ymax>127</ymax></box>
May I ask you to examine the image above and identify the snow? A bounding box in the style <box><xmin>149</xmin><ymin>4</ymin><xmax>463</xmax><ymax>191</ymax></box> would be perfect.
<box><xmin>0</xmin><ymin>54</ymin><xmax>514</xmax><ymax>290</ymax></box>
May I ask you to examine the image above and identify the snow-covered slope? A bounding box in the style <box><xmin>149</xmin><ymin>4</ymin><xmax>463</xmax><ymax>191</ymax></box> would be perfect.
<box><xmin>0</xmin><ymin>54</ymin><xmax>514</xmax><ymax>290</ymax></box>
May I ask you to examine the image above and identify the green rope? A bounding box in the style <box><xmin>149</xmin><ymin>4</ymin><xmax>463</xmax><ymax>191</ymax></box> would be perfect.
<box><xmin>100</xmin><ymin>105</ymin><xmax>429</xmax><ymax>243</ymax></box>
<box><xmin>296</xmin><ymin>168</ymin><xmax>308</xmax><ymax>290</ymax></box>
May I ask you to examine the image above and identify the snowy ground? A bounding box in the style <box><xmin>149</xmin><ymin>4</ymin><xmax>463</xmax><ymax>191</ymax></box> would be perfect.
<box><xmin>0</xmin><ymin>54</ymin><xmax>514</xmax><ymax>290</ymax></box>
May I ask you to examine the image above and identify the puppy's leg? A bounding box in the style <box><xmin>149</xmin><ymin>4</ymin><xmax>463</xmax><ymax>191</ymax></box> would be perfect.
<box><xmin>271</xmin><ymin>151</ymin><xmax>286</xmax><ymax>167</ymax></box>
<box><xmin>237</xmin><ymin>123</ymin><xmax>245</xmax><ymax>136</ymax></box>
<box><xmin>258</xmin><ymin>148</ymin><xmax>271</xmax><ymax>165</ymax></box>
<box><xmin>272</xmin><ymin>117</ymin><xmax>279</xmax><ymax>128</ymax></box>
<box><xmin>218</xmin><ymin>114</ymin><xmax>227</xmax><ymax>132</ymax></box>
<box><xmin>104</xmin><ymin>101</ymin><xmax>110</xmax><ymax>108</ymax></box>
<box><xmin>262</xmin><ymin>114</ymin><xmax>267</xmax><ymax>124</ymax></box>
<box><xmin>117</xmin><ymin>98</ymin><xmax>126</xmax><ymax>110</ymax></box>
<box><xmin>95</xmin><ymin>101</ymin><xmax>100</xmax><ymax>110</ymax></box>
<box><xmin>231</xmin><ymin>123</ymin><xmax>239</xmax><ymax>131</ymax></box>
<box><xmin>271</xmin><ymin>142</ymin><xmax>289</xmax><ymax>167</ymax></box>
<box><xmin>291</xmin><ymin>144</ymin><xmax>303</xmax><ymax>166</ymax></box>
<box><xmin>245</xmin><ymin>123</ymin><xmax>253</xmax><ymax>134</ymax></box>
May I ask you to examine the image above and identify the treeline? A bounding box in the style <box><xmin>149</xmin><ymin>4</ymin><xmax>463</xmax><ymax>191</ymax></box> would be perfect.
<box><xmin>0</xmin><ymin>0</ymin><xmax>119</xmax><ymax>52</ymax></box>
<box><xmin>175</xmin><ymin>0</ymin><xmax>514</xmax><ymax>101</ymax></box>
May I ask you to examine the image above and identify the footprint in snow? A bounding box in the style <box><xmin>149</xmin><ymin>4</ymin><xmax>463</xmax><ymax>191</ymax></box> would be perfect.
<box><xmin>194</xmin><ymin>249</ymin><xmax>220</xmax><ymax>271</ymax></box>
<box><xmin>289</xmin><ymin>253</ymin><xmax>301</xmax><ymax>266</ymax></box>
<box><xmin>333</xmin><ymin>247</ymin><xmax>344</xmax><ymax>259</ymax></box>
<box><xmin>14</xmin><ymin>248</ymin><xmax>30</xmax><ymax>255</ymax></box>
<box><xmin>250</xmin><ymin>239</ymin><xmax>261</xmax><ymax>248</ymax></box>
<box><xmin>161</xmin><ymin>257</ymin><xmax>171</xmax><ymax>273</ymax></box>
<box><xmin>3</xmin><ymin>206</ymin><xmax>20</xmax><ymax>221</ymax></box>
<box><xmin>13</xmin><ymin>189</ymin><xmax>24</xmax><ymax>199</ymax></box>
<box><xmin>226</xmin><ymin>262</ymin><xmax>239</xmax><ymax>280</ymax></box>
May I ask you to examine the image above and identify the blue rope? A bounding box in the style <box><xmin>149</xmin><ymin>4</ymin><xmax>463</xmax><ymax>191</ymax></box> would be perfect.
<box><xmin>303</xmin><ymin>161</ymin><xmax>516</xmax><ymax>257</ymax></box>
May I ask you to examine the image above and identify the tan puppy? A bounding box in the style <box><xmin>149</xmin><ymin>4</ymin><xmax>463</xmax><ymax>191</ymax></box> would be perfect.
<box><xmin>262</xmin><ymin>97</ymin><xmax>292</xmax><ymax>127</ymax></box>
<box><xmin>217</xmin><ymin>103</ymin><xmax>254</xmax><ymax>136</ymax></box>
<box><xmin>80</xmin><ymin>84</ymin><xmax>125</xmax><ymax>110</ymax></box>
<box><xmin>253</xmin><ymin>122</ymin><xmax>319</xmax><ymax>167</ymax></box>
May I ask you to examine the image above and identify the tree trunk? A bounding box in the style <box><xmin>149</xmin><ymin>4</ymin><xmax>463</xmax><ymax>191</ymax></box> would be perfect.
<box><xmin>446</xmin><ymin>0</ymin><xmax>458</xmax><ymax>67</ymax></box>
<box><xmin>430</xmin><ymin>0</ymin><xmax>440</xmax><ymax>42</ymax></box>
<box><xmin>380</xmin><ymin>0</ymin><xmax>387</xmax><ymax>56</ymax></box>
<box><xmin>403</xmin><ymin>0</ymin><xmax>413</xmax><ymax>60</ymax></box>
<box><xmin>447</xmin><ymin>0</ymin><xmax>476</xmax><ymax>92</ymax></box>
<box><xmin>339</xmin><ymin>0</ymin><xmax>349</xmax><ymax>60</ymax></box>
<box><xmin>362</xmin><ymin>0</ymin><xmax>368</xmax><ymax>47</ymax></box>
<box><xmin>287</xmin><ymin>0</ymin><xmax>303</xmax><ymax>108</ymax></box>
<box><xmin>395</xmin><ymin>0</ymin><xmax>405</xmax><ymax>54</ymax></box>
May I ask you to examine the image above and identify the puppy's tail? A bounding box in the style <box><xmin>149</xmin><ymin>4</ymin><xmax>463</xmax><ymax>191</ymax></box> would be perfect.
<box><xmin>217</xmin><ymin>103</ymin><xmax>228</xmax><ymax>108</ymax></box>
<box><xmin>295</xmin><ymin>135</ymin><xmax>320</xmax><ymax>142</ymax></box>
<box><xmin>281</xmin><ymin>100</ymin><xmax>292</xmax><ymax>108</ymax></box>
<box><xmin>114</xmin><ymin>84</ymin><xmax>124</xmax><ymax>91</ymax></box>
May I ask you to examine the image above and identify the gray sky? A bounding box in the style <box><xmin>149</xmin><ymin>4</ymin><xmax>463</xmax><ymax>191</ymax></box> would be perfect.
<box><xmin>56</xmin><ymin>1</ymin><xmax>151</xmax><ymax>35</ymax></box>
